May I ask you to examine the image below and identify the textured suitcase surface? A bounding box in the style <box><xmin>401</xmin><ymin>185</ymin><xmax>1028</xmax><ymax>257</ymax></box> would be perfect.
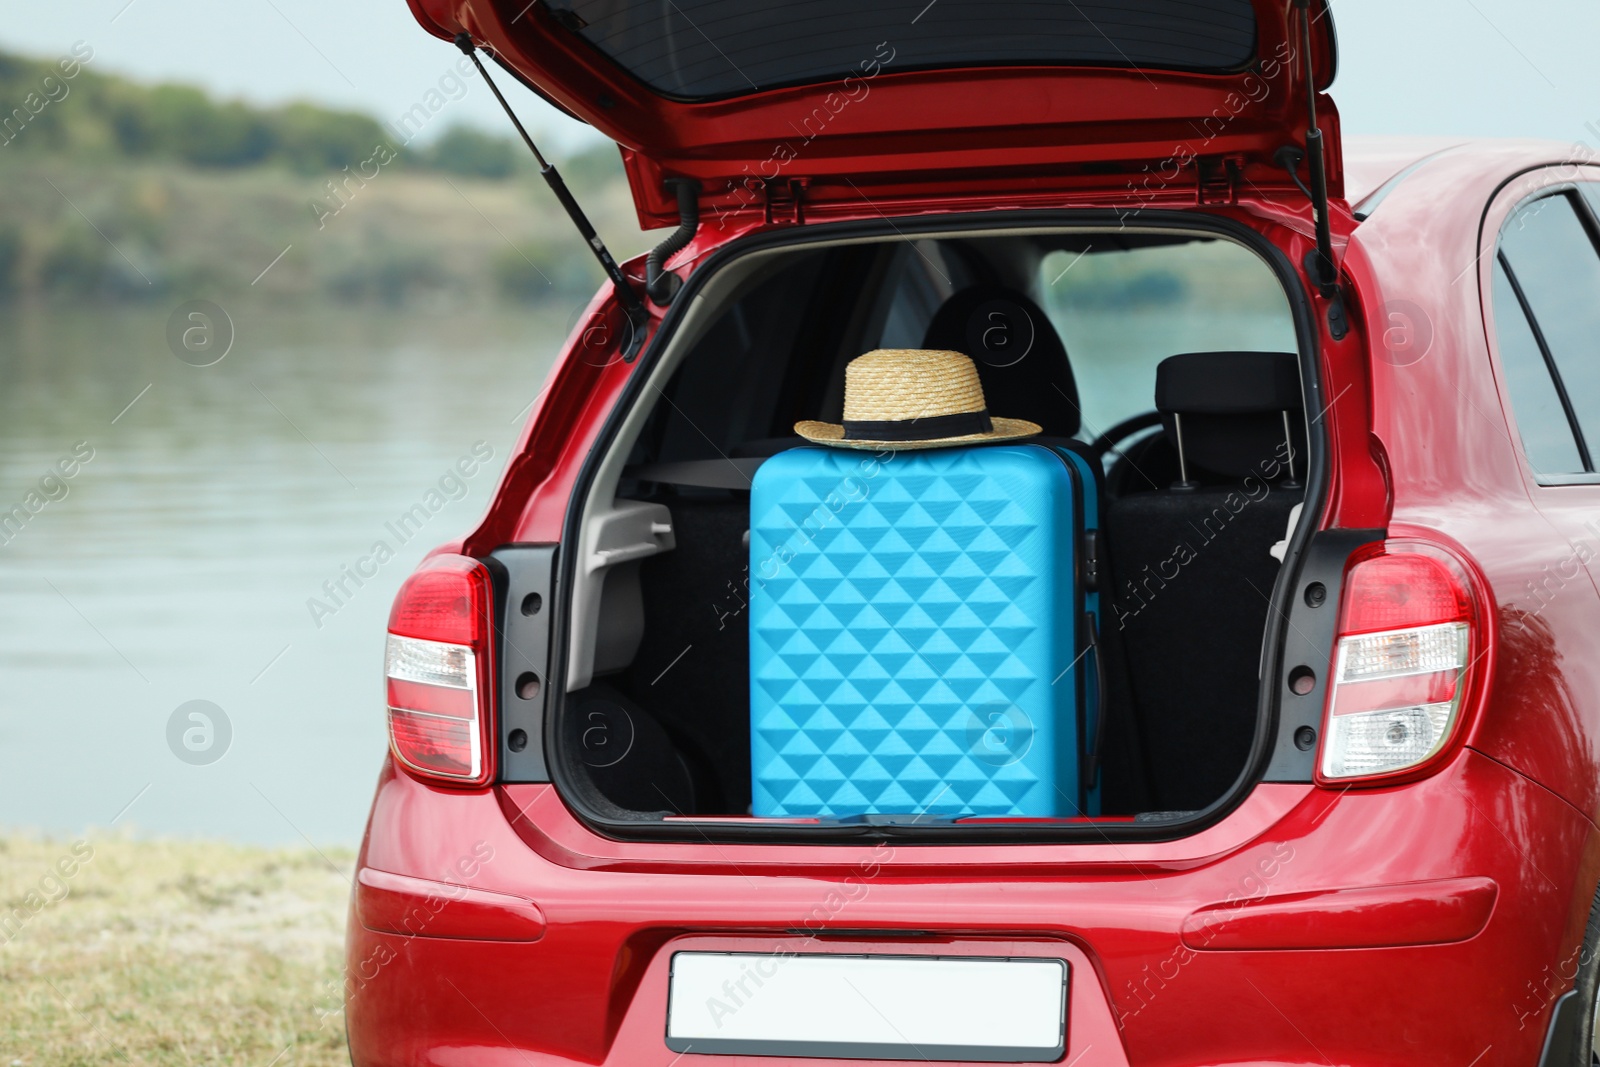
<box><xmin>749</xmin><ymin>444</ymin><xmax>1095</xmax><ymax>819</ymax></box>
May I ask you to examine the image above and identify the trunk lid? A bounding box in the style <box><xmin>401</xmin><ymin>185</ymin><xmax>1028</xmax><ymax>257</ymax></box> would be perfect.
<box><xmin>406</xmin><ymin>0</ymin><xmax>1341</xmax><ymax>224</ymax></box>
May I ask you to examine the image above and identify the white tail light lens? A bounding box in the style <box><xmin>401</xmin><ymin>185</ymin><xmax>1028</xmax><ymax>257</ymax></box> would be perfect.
<box><xmin>1323</xmin><ymin>622</ymin><xmax>1468</xmax><ymax>778</ymax></box>
<box><xmin>1319</xmin><ymin>547</ymin><xmax>1478</xmax><ymax>783</ymax></box>
<box><xmin>385</xmin><ymin>555</ymin><xmax>495</xmax><ymax>786</ymax></box>
<box><xmin>386</xmin><ymin>635</ymin><xmax>481</xmax><ymax>778</ymax></box>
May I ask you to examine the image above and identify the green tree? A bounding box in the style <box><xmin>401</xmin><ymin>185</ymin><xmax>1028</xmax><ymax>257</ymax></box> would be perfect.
<box><xmin>424</xmin><ymin>125</ymin><xmax>517</xmax><ymax>178</ymax></box>
<box><xmin>134</xmin><ymin>85</ymin><xmax>275</xmax><ymax>166</ymax></box>
<box><xmin>271</xmin><ymin>103</ymin><xmax>392</xmax><ymax>174</ymax></box>
<box><xmin>557</xmin><ymin>142</ymin><xmax>625</xmax><ymax>189</ymax></box>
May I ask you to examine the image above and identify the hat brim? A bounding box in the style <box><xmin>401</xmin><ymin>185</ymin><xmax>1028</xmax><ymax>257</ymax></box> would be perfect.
<box><xmin>792</xmin><ymin>416</ymin><xmax>1043</xmax><ymax>450</ymax></box>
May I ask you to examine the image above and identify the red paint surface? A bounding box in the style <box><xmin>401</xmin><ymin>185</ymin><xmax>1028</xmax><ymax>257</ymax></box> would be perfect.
<box><xmin>1180</xmin><ymin>876</ymin><xmax>1498</xmax><ymax>950</ymax></box>
<box><xmin>405</xmin><ymin>0</ymin><xmax>1339</xmax><ymax>226</ymax></box>
<box><xmin>356</xmin><ymin>867</ymin><xmax>546</xmax><ymax>942</ymax></box>
<box><xmin>347</xmin><ymin>751</ymin><xmax>1591</xmax><ymax>1065</ymax></box>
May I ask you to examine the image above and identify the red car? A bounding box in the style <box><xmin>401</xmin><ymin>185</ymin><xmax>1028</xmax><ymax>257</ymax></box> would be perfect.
<box><xmin>349</xmin><ymin>1</ymin><xmax>1600</xmax><ymax>1064</ymax></box>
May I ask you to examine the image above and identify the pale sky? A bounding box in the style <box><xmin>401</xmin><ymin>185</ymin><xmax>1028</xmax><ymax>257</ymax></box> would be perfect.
<box><xmin>3</xmin><ymin>0</ymin><xmax>1598</xmax><ymax>152</ymax></box>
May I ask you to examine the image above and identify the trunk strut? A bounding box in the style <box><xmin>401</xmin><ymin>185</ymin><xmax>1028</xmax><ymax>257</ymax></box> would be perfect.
<box><xmin>455</xmin><ymin>34</ymin><xmax>649</xmax><ymax>360</ymax></box>
<box><xmin>1289</xmin><ymin>0</ymin><xmax>1337</xmax><ymax>299</ymax></box>
<box><xmin>1273</xmin><ymin>1</ymin><xmax>1346</xmax><ymax>338</ymax></box>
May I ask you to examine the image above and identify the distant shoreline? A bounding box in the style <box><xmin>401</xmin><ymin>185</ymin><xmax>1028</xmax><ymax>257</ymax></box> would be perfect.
<box><xmin>0</xmin><ymin>44</ymin><xmax>647</xmax><ymax>308</ymax></box>
<box><xmin>0</xmin><ymin>151</ymin><xmax>648</xmax><ymax>307</ymax></box>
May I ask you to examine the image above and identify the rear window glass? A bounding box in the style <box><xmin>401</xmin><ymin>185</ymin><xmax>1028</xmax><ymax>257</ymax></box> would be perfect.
<box><xmin>549</xmin><ymin>0</ymin><xmax>1259</xmax><ymax>100</ymax></box>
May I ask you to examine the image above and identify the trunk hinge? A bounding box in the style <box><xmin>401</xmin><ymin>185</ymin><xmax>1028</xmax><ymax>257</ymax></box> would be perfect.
<box><xmin>763</xmin><ymin>178</ymin><xmax>808</xmax><ymax>225</ymax></box>
<box><xmin>1196</xmin><ymin>155</ymin><xmax>1243</xmax><ymax>205</ymax></box>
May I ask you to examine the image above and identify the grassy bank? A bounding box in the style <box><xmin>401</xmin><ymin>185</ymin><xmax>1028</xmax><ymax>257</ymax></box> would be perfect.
<box><xmin>0</xmin><ymin>151</ymin><xmax>651</xmax><ymax>309</ymax></box>
<box><xmin>0</xmin><ymin>834</ymin><xmax>352</xmax><ymax>1066</ymax></box>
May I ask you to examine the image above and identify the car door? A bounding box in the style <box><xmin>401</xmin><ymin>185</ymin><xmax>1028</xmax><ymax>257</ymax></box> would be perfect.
<box><xmin>1480</xmin><ymin>170</ymin><xmax>1600</xmax><ymax>780</ymax></box>
<box><xmin>1471</xmin><ymin>167</ymin><xmax>1600</xmax><ymax>817</ymax></box>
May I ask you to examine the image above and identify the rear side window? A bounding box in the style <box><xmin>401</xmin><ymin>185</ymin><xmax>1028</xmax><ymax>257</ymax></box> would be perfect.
<box><xmin>1491</xmin><ymin>258</ymin><xmax>1586</xmax><ymax>474</ymax></box>
<box><xmin>1497</xmin><ymin>191</ymin><xmax>1600</xmax><ymax>474</ymax></box>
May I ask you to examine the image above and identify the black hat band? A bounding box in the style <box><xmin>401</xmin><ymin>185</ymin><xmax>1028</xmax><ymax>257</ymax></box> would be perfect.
<box><xmin>841</xmin><ymin>409</ymin><xmax>993</xmax><ymax>442</ymax></box>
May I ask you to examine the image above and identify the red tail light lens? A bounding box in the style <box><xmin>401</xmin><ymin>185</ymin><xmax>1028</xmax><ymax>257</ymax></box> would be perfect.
<box><xmin>385</xmin><ymin>555</ymin><xmax>495</xmax><ymax>786</ymax></box>
<box><xmin>1318</xmin><ymin>544</ymin><xmax>1478</xmax><ymax>783</ymax></box>
<box><xmin>1336</xmin><ymin>552</ymin><xmax>1473</xmax><ymax>635</ymax></box>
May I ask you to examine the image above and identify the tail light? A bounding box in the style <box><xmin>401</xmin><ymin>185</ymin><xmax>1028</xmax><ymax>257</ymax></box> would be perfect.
<box><xmin>385</xmin><ymin>555</ymin><xmax>496</xmax><ymax>786</ymax></box>
<box><xmin>1318</xmin><ymin>542</ymin><xmax>1480</xmax><ymax>783</ymax></box>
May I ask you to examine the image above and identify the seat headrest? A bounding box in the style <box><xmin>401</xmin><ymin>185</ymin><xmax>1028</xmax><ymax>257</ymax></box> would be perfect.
<box><xmin>1155</xmin><ymin>351</ymin><xmax>1301</xmax><ymax>415</ymax></box>
<box><xmin>922</xmin><ymin>285</ymin><xmax>1080</xmax><ymax>438</ymax></box>
<box><xmin>1154</xmin><ymin>352</ymin><xmax>1303</xmax><ymax>481</ymax></box>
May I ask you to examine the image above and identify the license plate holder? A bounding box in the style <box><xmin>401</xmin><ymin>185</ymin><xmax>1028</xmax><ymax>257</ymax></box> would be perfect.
<box><xmin>665</xmin><ymin>951</ymin><xmax>1067</xmax><ymax>1062</ymax></box>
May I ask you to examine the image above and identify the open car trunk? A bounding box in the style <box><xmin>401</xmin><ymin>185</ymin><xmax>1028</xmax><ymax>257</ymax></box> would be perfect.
<box><xmin>416</xmin><ymin>0</ymin><xmax>1351</xmax><ymax>841</ymax></box>
<box><xmin>528</xmin><ymin>210</ymin><xmax>1326</xmax><ymax>841</ymax></box>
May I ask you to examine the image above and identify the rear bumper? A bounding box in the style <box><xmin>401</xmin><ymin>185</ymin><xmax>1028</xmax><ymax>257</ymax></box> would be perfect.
<box><xmin>346</xmin><ymin>750</ymin><xmax>1592</xmax><ymax>1067</ymax></box>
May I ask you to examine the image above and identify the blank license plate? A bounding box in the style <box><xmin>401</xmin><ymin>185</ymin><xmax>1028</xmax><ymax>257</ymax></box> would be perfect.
<box><xmin>665</xmin><ymin>952</ymin><xmax>1067</xmax><ymax>1062</ymax></box>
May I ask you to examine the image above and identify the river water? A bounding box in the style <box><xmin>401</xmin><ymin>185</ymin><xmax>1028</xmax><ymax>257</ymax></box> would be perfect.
<box><xmin>0</xmin><ymin>302</ymin><xmax>567</xmax><ymax>845</ymax></box>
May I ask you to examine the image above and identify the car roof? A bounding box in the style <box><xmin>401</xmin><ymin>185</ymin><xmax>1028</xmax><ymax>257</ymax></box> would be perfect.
<box><xmin>1344</xmin><ymin>136</ymin><xmax>1471</xmax><ymax>205</ymax></box>
<box><xmin>1340</xmin><ymin>136</ymin><xmax>1597</xmax><ymax>377</ymax></box>
<box><xmin>1345</xmin><ymin>136</ymin><xmax>1599</xmax><ymax>215</ymax></box>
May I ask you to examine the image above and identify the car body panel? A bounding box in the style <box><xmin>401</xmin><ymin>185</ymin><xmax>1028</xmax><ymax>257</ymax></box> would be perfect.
<box><xmin>487</xmin><ymin>780</ymin><xmax>1312</xmax><ymax>875</ymax></box>
<box><xmin>1178</xmin><ymin>874</ymin><xmax>1498</xmax><ymax>949</ymax></box>
<box><xmin>1342</xmin><ymin>134</ymin><xmax>1466</xmax><ymax>206</ymax></box>
<box><xmin>404</xmin><ymin>0</ymin><xmax>1340</xmax><ymax>225</ymax></box>
<box><xmin>349</xmin><ymin>750</ymin><xmax>1592</xmax><ymax>1066</ymax></box>
<box><xmin>1344</xmin><ymin>141</ymin><xmax>1600</xmax><ymax>823</ymax></box>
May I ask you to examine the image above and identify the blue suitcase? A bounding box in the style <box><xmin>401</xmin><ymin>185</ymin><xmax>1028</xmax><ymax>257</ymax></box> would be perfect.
<box><xmin>749</xmin><ymin>443</ymin><xmax>1102</xmax><ymax>819</ymax></box>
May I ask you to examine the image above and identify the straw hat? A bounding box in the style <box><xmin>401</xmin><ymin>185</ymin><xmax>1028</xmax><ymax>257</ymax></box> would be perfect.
<box><xmin>795</xmin><ymin>349</ymin><xmax>1042</xmax><ymax>450</ymax></box>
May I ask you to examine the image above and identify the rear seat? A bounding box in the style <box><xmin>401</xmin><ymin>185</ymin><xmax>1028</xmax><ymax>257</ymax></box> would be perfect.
<box><xmin>921</xmin><ymin>284</ymin><xmax>1085</xmax><ymax>439</ymax></box>
<box><xmin>922</xmin><ymin>283</ymin><xmax>1108</xmax><ymax>501</ymax></box>
<box><xmin>1106</xmin><ymin>351</ymin><xmax>1305</xmax><ymax>812</ymax></box>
